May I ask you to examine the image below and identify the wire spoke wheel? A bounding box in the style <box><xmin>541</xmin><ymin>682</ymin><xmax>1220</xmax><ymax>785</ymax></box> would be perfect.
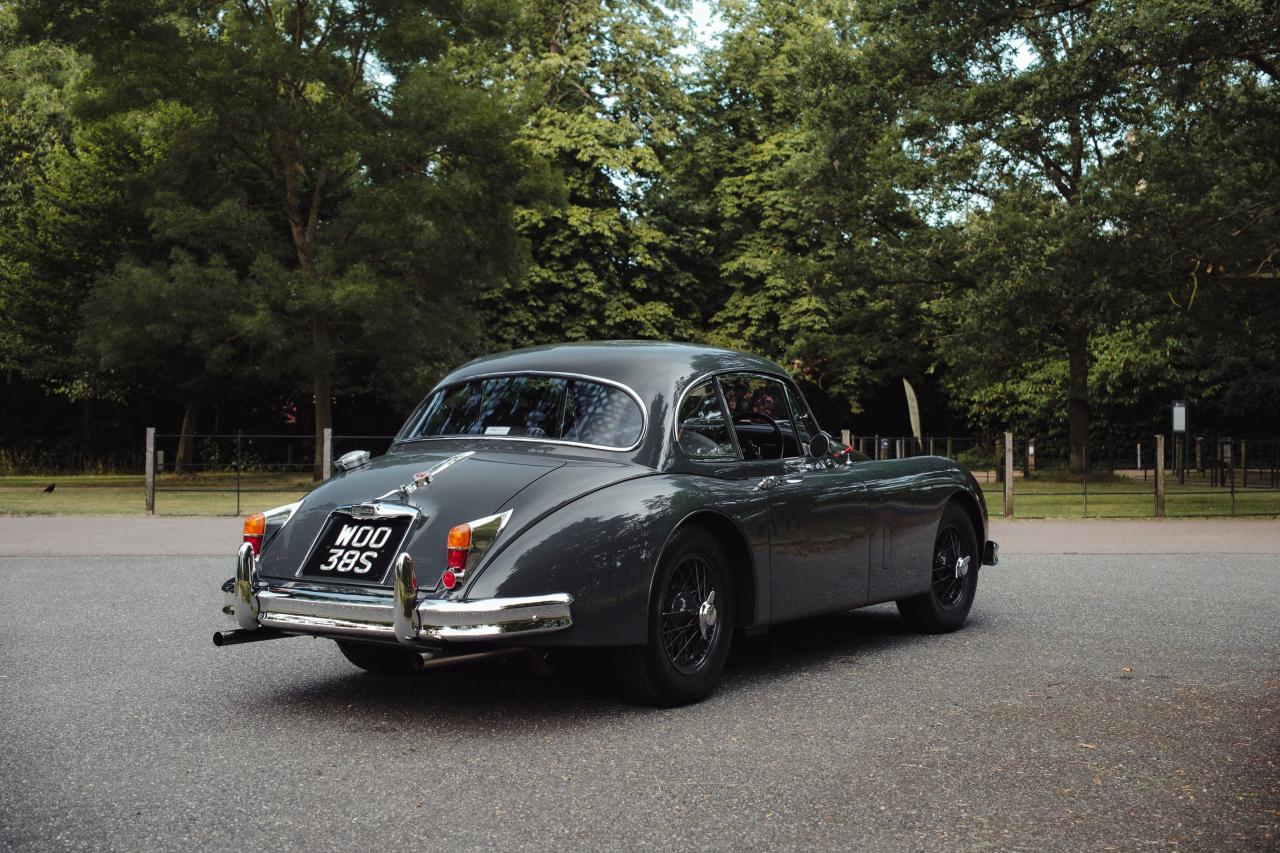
<box><xmin>897</xmin><ymin>503</ymin><xmax>979</xmax><ymax>633</ymax></box>
<box><xmin>613</xmin><ymin>526</ymin><xmax>733</xmax><ymax>705</ymax></box>
<box><xmin>931</xmin><ymin>524</ymin><xmax>970</xmax><ymax>608</ymax></box>
<box><xmin>661</xmin><ymin>555</ymin><xmax>720</xmax><ymax>675</ymax></box>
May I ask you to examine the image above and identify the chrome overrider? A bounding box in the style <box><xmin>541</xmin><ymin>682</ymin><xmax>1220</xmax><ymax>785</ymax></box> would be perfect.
<box><xmin>219</xmin><ymin>542</ymin><xmax>574</xmax><ymax>648</ymax></box>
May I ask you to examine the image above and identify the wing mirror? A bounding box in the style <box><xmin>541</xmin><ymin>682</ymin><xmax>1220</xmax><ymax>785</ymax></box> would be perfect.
<box><xmin>807</xmin><ymin>432</ymin><xmax>832</xmax><ymax>459</ymax></box>
<box><xmin>334</xmin><ymin>449</ymin><xmax>371</xmax><ymax>473</ymax></box>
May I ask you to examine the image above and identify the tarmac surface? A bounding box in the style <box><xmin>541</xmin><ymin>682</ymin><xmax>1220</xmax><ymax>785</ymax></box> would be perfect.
<box><xmin>0</xmin><ymin>518</ymin><xmax>1276</xmax><ymax>851</ymax></box>
<box><xmin>0</xmin><ymin>515</ymin><xmax>1276</xmax><ymax>557</ymax></box>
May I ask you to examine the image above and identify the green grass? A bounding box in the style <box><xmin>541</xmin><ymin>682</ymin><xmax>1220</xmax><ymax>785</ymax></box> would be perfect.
<box><xmin>980</xmin><ymin>479</ymin><xmax>1280</xmax><ymax>518</ymax></box>
<box><xmin>2</xmin><ymin>471</ymin><xmax>1276</xmax><ymax>519</ymax></box>
<box><xmin>0</xmin><ymin>473</ymin><xmax>314</xmax><ymax>517</ymax></box>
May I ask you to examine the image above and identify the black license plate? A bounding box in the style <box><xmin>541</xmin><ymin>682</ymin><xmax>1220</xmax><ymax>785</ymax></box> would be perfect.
<box><xmin>298</xmin><ymin>514</ymin><xmax>413</xmax><ymax>584</ymax></box>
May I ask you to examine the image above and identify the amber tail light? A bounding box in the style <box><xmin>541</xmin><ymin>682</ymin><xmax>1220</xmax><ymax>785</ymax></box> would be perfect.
<box><xmin>441</xmin><ymin>511</ymin><xmax>512</xmax><ymax>590</ymax></box>
<box><xmin>243</xmin><ymin>512</ymin><xmax>266</xmax><ymax>556</ymax></box>
<box><xmin>241</xmin><ymin>501</ymin><xmax>301</xmax><ymax>557</ymax></box>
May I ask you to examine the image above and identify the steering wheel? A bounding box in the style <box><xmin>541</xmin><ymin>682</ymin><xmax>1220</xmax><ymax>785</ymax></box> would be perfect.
<box><xmin>732</xmin><ymin>412</ymin><xmax>783</xmax><ymax>459</ymax></box>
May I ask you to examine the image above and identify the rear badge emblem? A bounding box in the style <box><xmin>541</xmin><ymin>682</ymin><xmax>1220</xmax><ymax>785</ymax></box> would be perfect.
<box><xmin>376</xmin><ymin>451</ymin><xmax>476</xmax><ymax>503</ymax></box>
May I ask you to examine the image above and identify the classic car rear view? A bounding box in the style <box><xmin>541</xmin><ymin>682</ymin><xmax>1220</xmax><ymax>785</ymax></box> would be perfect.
<box><xmin>217</xmin><ymin>342</ymin><xmax>998</xmax><ymax>705</ymax></box>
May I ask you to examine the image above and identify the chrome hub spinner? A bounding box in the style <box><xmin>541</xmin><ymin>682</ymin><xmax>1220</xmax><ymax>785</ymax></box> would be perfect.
<box><xmin>698</xmin><ymin>589</ymin><xmax>717</xmax><ymax>640</ymax></box>
<box><xmin>954</xmin><ymin>555</ymin><xmax>971</xmax><ymax>579</ymax></box>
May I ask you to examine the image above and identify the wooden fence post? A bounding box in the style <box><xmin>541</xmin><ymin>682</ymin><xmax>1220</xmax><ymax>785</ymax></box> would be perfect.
<box><xmin>1226</xmin><ymin>441</ymin><xmax>1235</xmax><ymax>517</ymax></box>
<box><xmin>840</xmin><ymin>429</ymin><xmax>851</xmax><ymax>450</ymax></box>
<box><xmin>1155</xmin><ymin>434</ymin><xmax>1166</xmax><ymax>518</ymax></box>
<box><xmin>145</xmin><ymin>427</ymin><xmax>156</xmax><ymax>515</ymax></box>
<box><xmin>1241</xmin><ymin>440</ymin><xmax>1247</xmax><ymax>488</ymax></box>
<box><xmin>322</xmin><ymin>427</ymin><xmax>333</xmax><ymax>480</ymax></box>
<box><xmin>1003</xmin><ymin>431</ymin><xmax>1014</xmax><ymax>518</ymax></box>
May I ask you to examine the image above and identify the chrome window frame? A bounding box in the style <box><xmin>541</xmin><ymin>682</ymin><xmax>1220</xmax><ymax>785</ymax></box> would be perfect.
<box><xmin>674</xmin><ymin>369</ymin><xmax>811</xmax><ymax>463</ymax></box>
<box><xmin>674</xmin><ymin>376</ymin><xmax>740</xmax><ymax>462</ymax></box>
<box><xmin>393</xmin><ymin>371</ymin><xmax>648</xmax><ymax>453</ymax></box>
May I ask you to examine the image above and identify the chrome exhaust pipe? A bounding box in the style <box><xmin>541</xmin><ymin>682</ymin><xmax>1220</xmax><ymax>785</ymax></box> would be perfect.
<box><xmin>410</xmin><ymin>647</ymin><xmax>549</xmax><ymax>673</ymax></box>
<box><xmin>213</xmin><ymin>628</ymin><xmax>289</xmax><ymax>647</ymax></box>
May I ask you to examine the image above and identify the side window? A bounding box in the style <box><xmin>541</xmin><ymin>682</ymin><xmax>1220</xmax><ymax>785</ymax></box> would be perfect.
<box><xmin>676</xmin><ymin>380</ymin><xmax>736</xmax><ymax>459</ymax></box>
<box><xmin>785</xmin><ymin>383</ymin><xmax>819</xmax><ymax>453</ymax></box>
<box><xmin>561</xmin><ymin>379</ymin><xmax>644</xmax><ymax>447</ymax></box>
<box><xmin>719</xmin><ymin>374</ymin><xmax>802</xmax><ymax>459</ymax></box>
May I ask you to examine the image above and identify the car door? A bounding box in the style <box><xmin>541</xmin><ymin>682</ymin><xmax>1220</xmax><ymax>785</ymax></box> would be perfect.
<box><xmin>717</xmin><ymin>373</ymin><xmax>874</xmax><ymax>622</ymax></box>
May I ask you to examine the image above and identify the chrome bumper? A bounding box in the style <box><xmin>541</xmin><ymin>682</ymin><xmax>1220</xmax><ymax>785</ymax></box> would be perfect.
<box><xmin>226</xmin><ymin>543</ymin><xmax>574</xmax><ymax>645</ymax></box>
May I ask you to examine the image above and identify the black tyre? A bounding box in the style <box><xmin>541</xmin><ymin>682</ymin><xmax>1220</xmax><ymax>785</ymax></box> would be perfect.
<box><xmin>613</xmin><ymin>526</ymin><xmax>733</xmax><ymax>706</ymax></box>
<box><xmin>335</xmin><ymin>640</ymin><xmax>420</xmax><ymax>674</ymax></box>
<box><xmin>896</xmin><ymin>503</ymin><xmax>979</xmax><ymax>633</ymax></box>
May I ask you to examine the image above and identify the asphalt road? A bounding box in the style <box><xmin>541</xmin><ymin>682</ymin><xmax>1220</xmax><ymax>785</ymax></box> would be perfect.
<box><xmin>1</xmin><ymin>549</ymin><xmax>1277</xmax><ymax>850</ymax></box>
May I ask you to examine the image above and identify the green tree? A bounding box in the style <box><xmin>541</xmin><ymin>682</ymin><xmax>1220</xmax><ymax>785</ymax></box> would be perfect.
<box><xmin>479</xmin><ymin>0</ymin><xmax>698</xmax><ymax>348</ymax></box>
<box><xmin>22</xmin><ymin>0</ymin><xmax>531</xmax><ymax>475</ymax></box>
<box><xmin>837</xmin><ymin>0</ymin><xmax>1278</xmax><ymax>462</ymax></box>
<box><xmin>0</xmin><ymin>14</ymin><xmax>106</xmax><ymax>389</ymax></box>
<box><xmin>1112</xmin><ymin>0</ymin><xmax>1280</xmax><ymax>435</ymax></box>
<box><xmin>660</xmin><ymin>0</ymin><xmax>931</xmax><ymax>414</ymax></box>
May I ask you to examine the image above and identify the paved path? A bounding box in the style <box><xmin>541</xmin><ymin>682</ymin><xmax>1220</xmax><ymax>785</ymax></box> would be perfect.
<box><xmin>989</xmin><ymin>517</ymin><xmax>1280</xmax><ymax>554</ymax></box>
<box><xmin>0</xmin><ymin>515</ymin><xmax>1276</xmax><ymax>556</ymax></box>
<box><xmin>1</xmin><ymin>552</ymin><xmax>1275</xmax><ymax>851</ymax></box>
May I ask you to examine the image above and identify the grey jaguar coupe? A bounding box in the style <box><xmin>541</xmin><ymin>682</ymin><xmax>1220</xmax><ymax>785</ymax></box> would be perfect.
<box><xmin>217</xmin><ymin>341</ymin><xmax>998</xmax><ymax>705</ymax></box>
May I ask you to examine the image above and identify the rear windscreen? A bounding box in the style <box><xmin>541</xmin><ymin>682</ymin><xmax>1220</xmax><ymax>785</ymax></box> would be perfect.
<box><xmin>400</xmin><ymin>375</ymin><xmax>644</xmax><ymax>449</ymax></box>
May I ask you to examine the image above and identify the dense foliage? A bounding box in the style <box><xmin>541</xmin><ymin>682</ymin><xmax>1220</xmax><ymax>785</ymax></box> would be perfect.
<box><xmin>1</xmin><ymin>1</ymin><xmax>1275</xmax><ymax>472</ymax></box>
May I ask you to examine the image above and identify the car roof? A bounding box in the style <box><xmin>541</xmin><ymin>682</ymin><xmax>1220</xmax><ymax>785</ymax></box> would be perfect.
<box><xmin>438</xmin><ymin>340</ymin><xmax>792</xmax><ymax>401</ymax></box>
<box><xmin>428</xmin><ymin>341</ymin><xmax>795</xmax><ymax>468</ymax></box>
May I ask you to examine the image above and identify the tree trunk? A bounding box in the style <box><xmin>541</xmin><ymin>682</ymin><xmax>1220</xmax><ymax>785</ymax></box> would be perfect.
<box><xmin>1066</xmin><ymin>329</ymin><xmax>1089</xmax><ymax>475</ymax></box>
<box><xmin>174</xmin><ymin>401</ymin><xmax>199</xmax><ymax>475</ymax></box>
<box><xmin>311</xmin><ymin>315</ymin><xmax>332</xmax><ymax>481</ymax></box>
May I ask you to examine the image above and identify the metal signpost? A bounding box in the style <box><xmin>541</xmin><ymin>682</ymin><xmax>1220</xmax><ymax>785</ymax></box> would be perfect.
<box><xmin>1172</xmin><ymin>400</ymin><xmax>1187</xmax><ymax>484</ymax></box>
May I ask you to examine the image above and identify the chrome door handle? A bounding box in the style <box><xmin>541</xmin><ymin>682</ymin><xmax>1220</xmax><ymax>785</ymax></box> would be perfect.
<box><xmin>756</xmin><ymin>475</ymin><xmax>803</xmax><ymax>491</ymax></box>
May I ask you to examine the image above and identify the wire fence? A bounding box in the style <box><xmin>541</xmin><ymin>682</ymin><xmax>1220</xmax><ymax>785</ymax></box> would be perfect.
<box><xmin>146</xmin><ymin>430</ymin><xmax>396</xmax><ymax>515</ymax></box>
<box><xmin>137</xmin><ymin>428</ymin><xmax>1280</xmax><ymax>518</ymax></box>
<box><xmin>841</xmin><ymin>432</ymin><xmax>1280</xmax><ymax>518</ymax></box>
<box><xmin>840</xmin><ymin>433</ymin><xmax>1001</xmax><ymax>481</ymax></box>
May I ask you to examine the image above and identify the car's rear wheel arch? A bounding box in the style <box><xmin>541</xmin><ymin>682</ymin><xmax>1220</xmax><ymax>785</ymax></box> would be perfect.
<box><xmin>660</xmin><ymin>510</ymin><xmax>755</xmax><ymax>630</ymax></box>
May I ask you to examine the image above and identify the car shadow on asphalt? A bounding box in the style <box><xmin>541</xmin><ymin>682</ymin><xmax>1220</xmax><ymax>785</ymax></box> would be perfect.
<box><xmin>236</xmin><ymin>603</ymin><xmax>965</xmax><ymax>721</ymax></box>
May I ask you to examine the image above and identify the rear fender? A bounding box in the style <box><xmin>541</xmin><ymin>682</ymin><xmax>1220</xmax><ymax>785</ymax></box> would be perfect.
<box><xmin>463</xmin><ymin>475</ymin><xmax>768</xmax><ymax>646</ymax></box>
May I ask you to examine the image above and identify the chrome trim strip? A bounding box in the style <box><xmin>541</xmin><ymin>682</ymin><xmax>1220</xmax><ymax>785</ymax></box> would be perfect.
<box><xmin>340</xmin><ymin>501</ymin><xmax>421</xmax><ymax>519</ymax></box>
<box><xmin>460</xmin><ymin>510</ymin><xmax>513</xmax><ymax>574</ymax></box>
<box><xmin>375</xmin><ymin>451</ymin><xmax>475</xmax><ymax>502</ymax></box>
<box><xmin>262</xmin><ymin>499</ymin><xmax>302</xmax><ymax>537</ymax></box>
<box><xmin>394</xmin><ymin>370</ymin><xmax>648</xmax><ymax>453</ymax></box>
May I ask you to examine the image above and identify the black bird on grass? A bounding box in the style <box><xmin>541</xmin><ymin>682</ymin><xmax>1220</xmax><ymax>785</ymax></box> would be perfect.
<box><xmin>43</xmin><ymin>483</ymin><xmax>55</xmax><ymax>493</ymax></box>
